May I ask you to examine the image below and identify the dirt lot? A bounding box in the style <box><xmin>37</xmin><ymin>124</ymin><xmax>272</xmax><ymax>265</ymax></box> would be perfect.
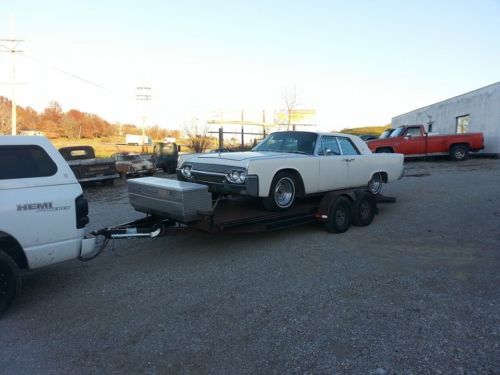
<box><xmin>1</xmin><ymin>158</ymin><xmax>499</xmax><ymax>374</ymax></box>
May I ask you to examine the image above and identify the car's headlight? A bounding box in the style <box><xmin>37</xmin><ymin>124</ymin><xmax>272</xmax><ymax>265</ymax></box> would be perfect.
<box><xmin>181</xmin><ymin>164</ymin><xmax>192</xmax><ymax>178</ymax></box>
<box><xmin>226</xmin><ymin>169</ymin><xmax>246</xmax><ymax>183</ymax></box>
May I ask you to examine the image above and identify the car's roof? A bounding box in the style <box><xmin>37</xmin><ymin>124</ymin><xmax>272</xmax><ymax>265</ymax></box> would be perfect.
<box><xmin>268</xmin><ymin>130</ymin><xmax>357</xmax><ymax>138</ymax></box>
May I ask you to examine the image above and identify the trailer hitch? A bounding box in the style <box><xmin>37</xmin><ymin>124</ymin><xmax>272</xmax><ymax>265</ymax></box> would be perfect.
<box><xmin>79</xmin><ymin>216</ymin><xmax>174</xmax><ymax>261</ymax></box>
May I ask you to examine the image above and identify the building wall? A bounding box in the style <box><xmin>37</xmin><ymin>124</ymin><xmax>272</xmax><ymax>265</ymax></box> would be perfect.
<box><xmin>392</xmin><ymin>82</ymin><xmax>500</xmax><ymax>153</ymax></box>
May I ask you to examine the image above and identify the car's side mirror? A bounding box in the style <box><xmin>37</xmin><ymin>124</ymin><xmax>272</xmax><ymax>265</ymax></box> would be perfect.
<box><xmin>177</xmin><ymin>145</ymin><xmax>181</xmax><ymax>152</ymax></box>
<box><xmin>404</xmin><ymin>134</ymin><xmax>412</xmax><ymax>140</ymax></box>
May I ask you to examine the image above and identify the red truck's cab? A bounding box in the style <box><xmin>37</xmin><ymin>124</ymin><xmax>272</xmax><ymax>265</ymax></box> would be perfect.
<box><xmin>367</xmin><ymin>125</ymin><xmax>484</xmax><ymax>161</ymax></box>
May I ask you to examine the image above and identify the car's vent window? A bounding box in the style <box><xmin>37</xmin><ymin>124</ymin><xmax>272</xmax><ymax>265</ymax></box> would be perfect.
<box><xmin>337</xmin><ymin>137</ymin><xmax>360</xmax><ymax>155</ymax></box>
<box><xmin>0</xmin><ymin>145</ymin><xmax>58</xmax><ymax>180</ymax></box>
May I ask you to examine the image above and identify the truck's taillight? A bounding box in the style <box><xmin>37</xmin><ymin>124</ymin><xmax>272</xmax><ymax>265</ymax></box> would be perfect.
<box><xmin>75</xmin><ymin>194</ymin><xmax>89</xmax><ymax>229</ymax></box>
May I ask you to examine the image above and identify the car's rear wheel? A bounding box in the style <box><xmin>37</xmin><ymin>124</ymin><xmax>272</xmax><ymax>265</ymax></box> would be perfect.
<box><xmin>263</xmin><ymin>172</ymin><xmax>297</xmax><ymax>211</ymax></box>
<box><xmin>368</xmin><ymin>173</ymin><xmax>383</xmax><ymax>195</ymax></box>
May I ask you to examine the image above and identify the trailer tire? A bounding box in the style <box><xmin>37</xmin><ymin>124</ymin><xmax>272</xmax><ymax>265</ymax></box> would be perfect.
<box><xmin>0</xmin><ymin>249</ymin><xmax>21</xmax><ymax>316</ymax></box>
<box><xmin>450</xmin><ymin>144</ymin><xmax>469</xmax><ymax>161</ymax></box>
<box><xmin>352</xmin><ymin>193</ymin><xmax>376</xmax><ymax>226</ymax></box>
<box><xmin>325</xmin><ymin>196</ymin><xmax>352</xmax><ymax>233</ymax></box>
<box><xmin>263</xmin><ymin>171</ymin><xmax>297</xmax><ymax>211</ymax></box>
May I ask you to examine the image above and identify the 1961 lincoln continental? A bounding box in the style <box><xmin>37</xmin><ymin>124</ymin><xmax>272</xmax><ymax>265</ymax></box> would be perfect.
<box><xmin>177</xmin><ymin>131</ymin><xmax>404</xmax><ymax>210</ymax></box>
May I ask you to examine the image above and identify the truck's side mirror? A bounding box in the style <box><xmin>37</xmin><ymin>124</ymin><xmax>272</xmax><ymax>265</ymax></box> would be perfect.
<box><xmin>404</xmin><ymin>134</ymin><xmax>412</xmax><ymax>140</ymax></box>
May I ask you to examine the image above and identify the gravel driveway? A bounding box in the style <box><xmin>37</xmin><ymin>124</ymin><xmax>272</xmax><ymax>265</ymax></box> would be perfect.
<box><xmin>1</xmin><ymin>158</ymin><xmax>499</xmax><ymax>374</ymax></box>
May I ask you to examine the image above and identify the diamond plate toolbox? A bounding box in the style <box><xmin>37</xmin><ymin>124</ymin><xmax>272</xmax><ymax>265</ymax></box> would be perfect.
<box><xmin>127</xmin><ymin>177</ymin><xmax>212</xmax><ymax>222</ymax></box>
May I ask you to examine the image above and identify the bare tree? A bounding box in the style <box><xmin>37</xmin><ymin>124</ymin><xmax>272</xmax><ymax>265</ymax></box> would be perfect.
<box><xmin>283</xmin><ymin>86</ymin><xmax>301</xmax><ymax>131</ymax></box>
<box><xmin>183</xmin><ymin>118</ymin><xmax>213</xmax><ymax>153</ymax></box>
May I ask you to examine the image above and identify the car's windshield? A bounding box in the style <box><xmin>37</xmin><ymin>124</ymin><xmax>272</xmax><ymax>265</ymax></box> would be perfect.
<box><xmin>379</xmin><ymin>129</ymin><xmax>393</xmax><ymax>139</ymax></box>
<box><xmin>390</xmin><ymin>127</ymin><xmax>405</xmax><ymax>138</ymax></box>
<box><xmin>252</xmin><ymin>132</ymin><xmax>317</xmax><ymax>155</ymax></box>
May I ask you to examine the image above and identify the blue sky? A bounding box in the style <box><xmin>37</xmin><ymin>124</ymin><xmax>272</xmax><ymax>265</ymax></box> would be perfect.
<box><xmin>0</xmin><ymin>0</ymin><xmax>499</xmax><ymax>131</ymax></box>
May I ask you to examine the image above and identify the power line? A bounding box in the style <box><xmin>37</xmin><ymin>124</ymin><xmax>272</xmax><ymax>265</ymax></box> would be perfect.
<box><xmin>0</xmin><ymin>42</ymin><xmax>109</xmax><ymax>90</ymax></box>
<box><xmin>21</xmin><ymin>54</ymin><xmax>109</xmax><ymax>90</ymax></box>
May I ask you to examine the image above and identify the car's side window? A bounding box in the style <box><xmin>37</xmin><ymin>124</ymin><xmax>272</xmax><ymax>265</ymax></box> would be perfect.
<box><xmin>405</xmin><ymin>127</ymin><xmax>422</xmax><ymax>137</ymax></box>
<box><xmin>337</xmin><ymin>137</ymin><xmax>360</xmax><ymax>155</ymax></box>
<box><xmin>318</xmin><ymin>136</ymin><xmax>340</xmax><ymax>156</ymax></box>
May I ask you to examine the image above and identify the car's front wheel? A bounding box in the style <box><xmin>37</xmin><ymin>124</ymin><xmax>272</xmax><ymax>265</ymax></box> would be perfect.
<box><xmin>263</xmin><ymin>172</ymin><xmax>297</xmax><ymax>211</ymax></box>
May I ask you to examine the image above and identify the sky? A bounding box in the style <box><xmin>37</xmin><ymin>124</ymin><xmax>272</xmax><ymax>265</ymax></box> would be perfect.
<box><xmin>0</xmin><ymin>0</ymin><xmax>499</xmax><ymax>132</ymax></box>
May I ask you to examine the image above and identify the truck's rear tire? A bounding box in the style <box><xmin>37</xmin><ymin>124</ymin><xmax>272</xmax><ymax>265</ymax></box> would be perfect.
<box><xmin>450</xmin><ymin>144</ymin><xmax>469</xmax><ymax>161</ymax></box>
<box><xmin>325</xmin><ymin>196</ymin><xmax>352</xmax><ymax>233</ymax></box>
<box><xmin>0</xmin><ymin>249</ymin><xmax>21</xmax><ymax>316</ymax></box>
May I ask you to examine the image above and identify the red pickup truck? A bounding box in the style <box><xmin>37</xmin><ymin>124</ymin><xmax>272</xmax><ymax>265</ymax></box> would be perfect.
<box><xmin>367</xmin><ymin>125</ymin><xmax>484</xmax><ymax>161</ymax></box>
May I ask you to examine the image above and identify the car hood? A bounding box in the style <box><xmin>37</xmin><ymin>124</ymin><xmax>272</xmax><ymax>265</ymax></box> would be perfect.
<box><xmin>191</xmin><ymin>151</ymin><xmax>309</xmax><ymax>162</ymax></box>
<box><xmin>178</xmin><ymin>151</ymin><xmax>309</xmax><ymax>169</ymax></box>
<box><xmin>196</xmin><ymin>151</ymin><xmax>282</xmax><ymax>161</ymax></box>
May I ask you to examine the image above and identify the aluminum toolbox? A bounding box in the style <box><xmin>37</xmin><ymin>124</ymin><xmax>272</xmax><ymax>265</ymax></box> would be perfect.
<box><xmin>127</xmin><ymin>177</ymin><xmax>212</xmax><ymax>222</ymax></box>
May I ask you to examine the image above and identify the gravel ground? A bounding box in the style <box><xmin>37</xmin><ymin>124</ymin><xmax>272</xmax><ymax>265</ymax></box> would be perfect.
<box><xmin>1</xmin><ymin>158</ymin><xmax>499</xmax><ymax>374</ymax></box>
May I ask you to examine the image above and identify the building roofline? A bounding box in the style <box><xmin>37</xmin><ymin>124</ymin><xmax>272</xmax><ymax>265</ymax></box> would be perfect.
<box><xmin>393</xmin><ymin>81</ymin><xmax>500</xmax><ymax>120</ymax></box>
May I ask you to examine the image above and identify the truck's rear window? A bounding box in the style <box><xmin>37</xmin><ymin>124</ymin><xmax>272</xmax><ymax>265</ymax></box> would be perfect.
<box><xmin>0</xmin><ymin>145</ymin><xmax>58</xmax><ymax>180</ymax></box>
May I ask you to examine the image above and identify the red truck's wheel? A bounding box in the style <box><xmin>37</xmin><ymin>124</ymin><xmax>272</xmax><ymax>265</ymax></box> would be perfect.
<box><xmin>450</xmin><ymin>144</ymin><xmax>469</xmax><ymax>161</ymax></box>
<box><xmin>375</xmin><ymin>147</ymin><xmax>393</xmax><ymax>153</ymax></box>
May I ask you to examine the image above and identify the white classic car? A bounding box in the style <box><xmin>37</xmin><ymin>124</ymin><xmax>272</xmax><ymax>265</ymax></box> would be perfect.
<box><xmin>177</xmin><ymin>131</ymin><xmax>404</xmax><ymax>210</ymax></box>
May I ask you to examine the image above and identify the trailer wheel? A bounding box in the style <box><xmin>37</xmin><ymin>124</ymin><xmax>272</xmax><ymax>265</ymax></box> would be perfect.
<box><xmin>263</xmin><ymin>172</ymin><xmax>297</xmax><ymax>211</ymax></box>
<box><xmin>368</xmin><ymin>173</ymin><xmax>383</xmax><ymax>195</ymax></box>
<box><xmin>352</xmin><ymin>193</ymin><xmax>376</xmax><ymax>226</ymax></box>
<box><xmin>0</xmin><ymin>249</ymin><xmax>21</xmax><ymax>316</ymax></box>
<box><xmin>450</xmin><ymin>144</ymin><xmax>469</xmax><ymax>161</ymax></box>
<box><xmin>325</xmin><ymin>196</ymin><xmax>352</xmax><ymax>233</ymax></box>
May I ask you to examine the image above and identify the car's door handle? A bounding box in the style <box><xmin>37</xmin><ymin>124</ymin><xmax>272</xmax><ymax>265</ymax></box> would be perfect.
<box><xmin>342</xmin><ymin>158</ymin><xmax>355</xmax><ymax>162</ymax></box>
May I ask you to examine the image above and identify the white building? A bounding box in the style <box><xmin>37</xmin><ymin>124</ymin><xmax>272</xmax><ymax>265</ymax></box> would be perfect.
<box><xmin>392</xmin><ymin>82</ymin><xmax>500</xmax><ymax>154</ymax></box>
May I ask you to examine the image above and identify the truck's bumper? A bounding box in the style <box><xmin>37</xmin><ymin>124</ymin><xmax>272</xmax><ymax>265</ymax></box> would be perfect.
<box><xmin>80</xmin><ymin>234</ymin><xmax>97</xmax><ymax>257</ymax></box>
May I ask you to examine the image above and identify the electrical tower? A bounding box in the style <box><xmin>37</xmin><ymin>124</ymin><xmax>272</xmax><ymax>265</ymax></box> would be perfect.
<box><xmin>136</xmin><ymin>86</ymin><xmax>152</xmax><ymax>151</ymax></box>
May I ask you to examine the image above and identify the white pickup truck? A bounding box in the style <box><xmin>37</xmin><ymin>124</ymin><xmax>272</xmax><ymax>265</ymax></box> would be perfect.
<box><xmin>0</xmin><ymin>136</ymin><xmax>96</xmax><ymax>315</ymax></box>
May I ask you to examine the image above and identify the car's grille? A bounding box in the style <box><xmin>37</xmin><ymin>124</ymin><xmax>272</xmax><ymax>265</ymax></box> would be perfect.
<box><xmin>192</xmin><ymin>172</ymin><xmax>226</xmax><ymax>184</ymax></box>
<box><xmin>190</xmin><ymin>163</ymin><xmax>244</xmax><ymax>174</ymax></box>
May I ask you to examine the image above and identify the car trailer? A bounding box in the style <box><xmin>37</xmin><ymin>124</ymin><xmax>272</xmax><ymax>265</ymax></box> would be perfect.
<box><xmin>82</xmin><ymin>178</ymin><xmax>395</xmax><ymax>260</ymax></box>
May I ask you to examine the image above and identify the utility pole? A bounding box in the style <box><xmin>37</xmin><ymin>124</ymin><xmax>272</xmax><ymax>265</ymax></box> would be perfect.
<box><xmin>136</xmin><ymin>86</ymin><xmax>151</xmax><ymax>152</ymax></box>
<box><xmin>240</xmin><ymin>109</ymin><xmax>244</xmax><ymax>147</ymax></box>
<box><xmin>0</xmin><ymin>34</ymin><xmax>24</xmax><ymax>135</ymax></box>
